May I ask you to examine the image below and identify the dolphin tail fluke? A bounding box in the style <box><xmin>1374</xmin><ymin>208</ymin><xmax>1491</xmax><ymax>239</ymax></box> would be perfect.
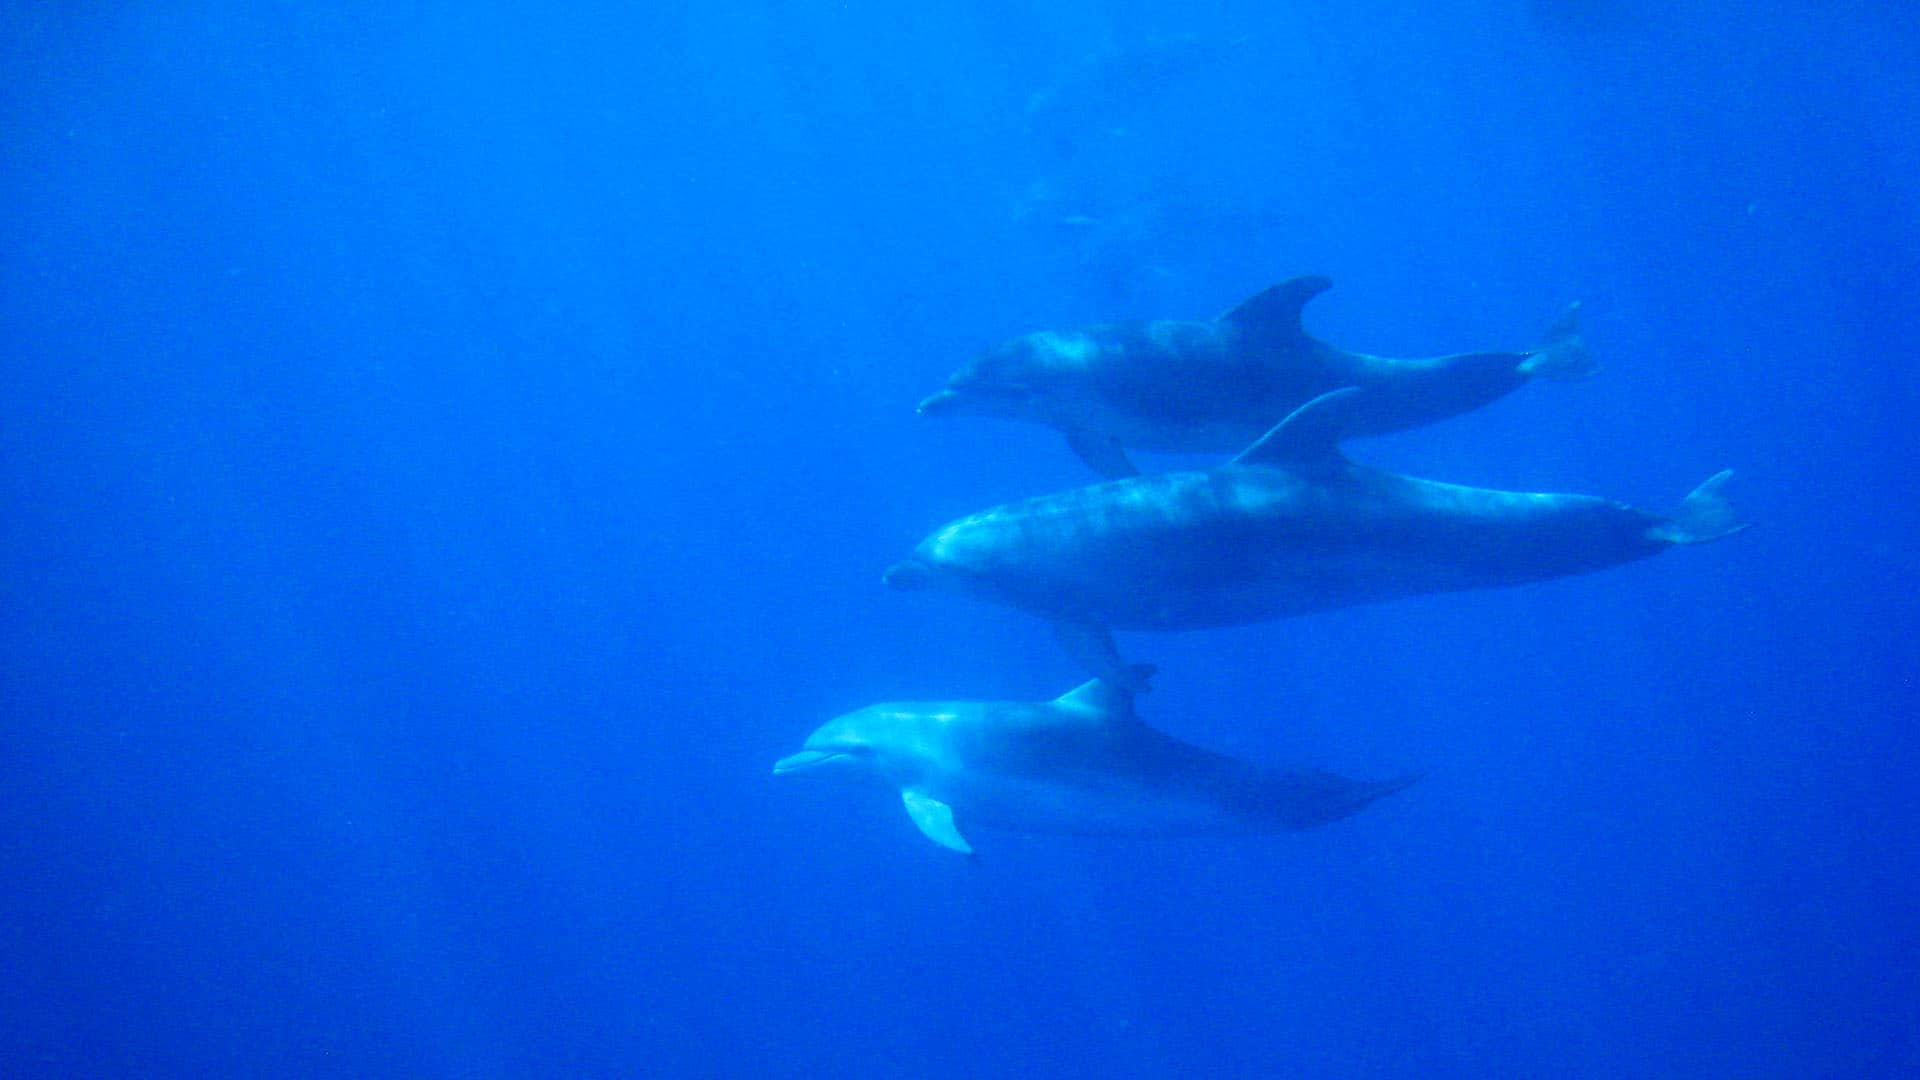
<box><xmin>1648</xmin><ymin>469</ymin><xmax>1749</xmax><ymax>545</ymax></box>
<box><xmin>1267</xmin><ymin>769</ymin><xmax>1421</xmax><ymax>829</ymax></box>
<box><xmin>1517</xmin><ymin>301</ymin><xmax>1596</xmax><ymax>379</ymax></box>
<box><xmin>1359</xmin><ymin>772</ymin><xmax>1425</xmax><ymax>805</ymax></box>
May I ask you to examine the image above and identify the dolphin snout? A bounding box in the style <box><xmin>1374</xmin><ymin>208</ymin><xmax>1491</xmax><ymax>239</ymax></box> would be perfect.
<box><xmin>917</xmin><ymin>389</ymin><xmax>963</xmax><ymax>416</ymax></box>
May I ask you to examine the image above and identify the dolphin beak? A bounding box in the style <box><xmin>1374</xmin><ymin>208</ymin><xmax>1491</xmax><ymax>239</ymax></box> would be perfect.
<box><xmin>916</xmin><ymin>389</ymin><xmax>963</xmax><ymax>416</ymax></box>
<box><xmin>773</xmin><ymin>749</ymin><xmax>842</xmax><ymax>775</ymax></box>
<box><xmin>883</xmin><ymin>558</ymin><xmax>934</xmax><ymax>590</ymax></box>
<box><xmin>918</xmin><ymin>381</ymin><xmax>1029</xmax><ymax>417</ymax></box>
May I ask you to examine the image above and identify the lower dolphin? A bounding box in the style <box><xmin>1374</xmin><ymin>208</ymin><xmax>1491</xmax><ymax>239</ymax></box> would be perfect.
<box><xmin>888</xmin><ymin>389</ymin><xmax>1748</xmax><ymax>690</ymax></box>
<box><xmin>919</xmin><ymin>276</ymin><xmax>1593</xmax><ymax>477</ymax></box>
<box><xmin>774</xmin><ymin>679</ymin><xmax>1416</xmax><ymax>854</ymax></box>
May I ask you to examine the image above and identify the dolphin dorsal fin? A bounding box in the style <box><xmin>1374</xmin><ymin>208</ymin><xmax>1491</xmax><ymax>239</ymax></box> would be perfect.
<box><xmin>902</xmin><ymin>789</ymin><xmax>972</xmax><ymax>854</ymax></box>
<box><xmin>1218</xmin><ymin>276</ymin><xmax>1333</xmax><ymax>349</ymax></box>
<box><xmin>1051</xmin><ymin>678</ymin><xmax>1135</xmax><ymax>720</ymax></box>
<box><xmin>1231</xmin><ymin>386</ymin><xmax>1362</xmax><ymax>468</ymax></box>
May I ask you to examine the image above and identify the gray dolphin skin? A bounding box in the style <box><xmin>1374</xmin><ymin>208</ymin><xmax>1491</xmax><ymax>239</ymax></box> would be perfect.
<box><xmin>887</xmin><ymin>389</ymin><xmax>1747</xmax><ymax>690</ymax></box>
<box><xmin>918</xmin><ymin>276</ymin><xmax>1595</xmax><ymax>477</ymax></box>
<box><xmin>774</xmin><ymin>679</ymin><xmax>1416</xmax><ymax>854</ymax></box>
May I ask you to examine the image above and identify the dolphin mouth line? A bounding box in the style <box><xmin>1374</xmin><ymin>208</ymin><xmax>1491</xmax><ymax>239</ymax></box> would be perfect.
<box><xmin>917</xmin><ymin>383</ymin><xmax>1031</xmax><ymax>416</ymax></box>
<box><xmin>882</xmin><ymin>558</ymin><xmax>934</xmax><ymax>589</ymax></box>
<box><xmin>773</xmin><ymin>750</ymin><xmax>850</xmax><ymax>775</ymax></box>
<box><xmin>916</xmin><ymin>390</ymin><xmax>960</xmax><ymax>415</ymax></box>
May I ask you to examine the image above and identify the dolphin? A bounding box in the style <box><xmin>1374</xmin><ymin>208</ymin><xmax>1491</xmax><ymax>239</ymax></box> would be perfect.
<box><xmin>773</xmin><ymin>679</ymin><xmax>1416</xmax><ymax>854</ymax></box>
<box><xmin>918</xmin><ymin>276</ymin><xmax>1594</xmax><ymax>477</ymax></box>
<box><xmin>888</xmin><ymin>389</ymin><xmax>1747</xmax><ymax>690</ymax></box>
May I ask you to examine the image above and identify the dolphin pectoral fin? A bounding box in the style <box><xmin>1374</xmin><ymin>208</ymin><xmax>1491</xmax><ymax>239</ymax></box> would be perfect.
<box><xmin>902</xmin><ymin>789</ymin><xmax>972</xmax><ymax>854</ymax></box>
<box><xmin>1218</xmin><ymin>276</ymin><xmax>1331</xmax><ymax>350</ymax></box>
<box><xmin>1647</xmin><ymin>469</ymin><xmax>1749</xmax><ymax>545</ymax></box>
<box><xmin>1052</xmin><ymin>621</ymin><xmax>1155</xmax><ymax>693</ymax></box>
<box><xmin>1231</xmin><ymin>386</ymin><xmax>1362</xmax><ymax>468</ymax></box>
<box><xmin>1064</xmin><ymin>428</ymin><xmax>1139</xmax><ymax>478</ymax></box>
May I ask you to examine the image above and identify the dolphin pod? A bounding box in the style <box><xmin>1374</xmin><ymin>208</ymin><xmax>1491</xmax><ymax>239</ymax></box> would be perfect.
<box><xmin>779</xmin><ymin>277</ymin><xmax>1745</xmax><ymax>854</ymax></box>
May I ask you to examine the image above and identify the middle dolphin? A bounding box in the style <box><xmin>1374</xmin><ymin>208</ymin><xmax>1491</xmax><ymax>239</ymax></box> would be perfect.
<box><xmin>918</xmin><ymin>275</ymin><xmax>1594</xmax><ymax>477</ymax></box>
<box><xmin>887</xmin><ymin>389</ymin><xmax>1747</xmax><ymax>690</ymax></box>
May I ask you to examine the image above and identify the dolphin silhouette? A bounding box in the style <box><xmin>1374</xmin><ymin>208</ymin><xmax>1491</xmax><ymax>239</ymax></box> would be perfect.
<box><xmin>919</xmin><ymin>276</ymin><xmax>1593</xmax><ymax>477</ymax></box>
<box><xmin>775</xmin><ymin>679</ymin><xmax>1416</xmax><ymax>854</ymax></box>
<box><xmin>890</xmin><ymin>389</ymin><xmax>1745</xmax><ymax>690</ymax></box>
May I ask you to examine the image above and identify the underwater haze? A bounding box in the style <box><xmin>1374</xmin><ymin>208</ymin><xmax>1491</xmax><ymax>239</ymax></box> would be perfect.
<box><xmin>3</xmin><ymin>2</ymin><xmax>1916</xmax><ymax>1076</ymax></box>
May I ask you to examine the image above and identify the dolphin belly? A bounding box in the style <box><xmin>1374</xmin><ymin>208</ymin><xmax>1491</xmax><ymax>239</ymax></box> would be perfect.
<box><xmin>926</xmin><ymin>759</ymin><xmax>1412</xmax><ymax>839</ymax></box>
<box><xmin>927</xmin><ymin>770</ymin><xmax>1258</xmax><ymax>839</ymax></box>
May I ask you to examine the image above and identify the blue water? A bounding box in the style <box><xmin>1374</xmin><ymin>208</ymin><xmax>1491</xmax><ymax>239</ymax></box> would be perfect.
<box><xmin>4</xmin><ymin>3</ymin><xmax>1915</xmax><ymax>1076</ymax></box>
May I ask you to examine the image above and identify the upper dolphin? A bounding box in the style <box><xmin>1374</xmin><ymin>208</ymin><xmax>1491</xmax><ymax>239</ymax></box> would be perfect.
<box><xmin>918</xmin><ymin>276</ymin><xmax>1594</xmax><ymax>477</ymax></box>
<box><xmin>774</xmin><ymin>679</ymin><xmax>1416</xmax><ymax>854</ymax></box>
<box><xmin>888</xmin><ymin>389</ymin><xmax>1746</xmax><ymax>690</ymax></box>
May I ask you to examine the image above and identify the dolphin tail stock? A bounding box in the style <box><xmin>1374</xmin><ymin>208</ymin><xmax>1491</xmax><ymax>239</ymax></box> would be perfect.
<box><xmin>1647</xmin><ymin>469</ymin><xmax>1749</xmax><ymax>545</ymax></box>
<box><xmin>1517</xmin><ymin>300</ymin><xmax>1597</xmax><ymax>379</ymax></box>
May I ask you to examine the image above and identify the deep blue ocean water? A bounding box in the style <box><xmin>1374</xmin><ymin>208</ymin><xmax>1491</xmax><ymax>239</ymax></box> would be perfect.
<box><xmin>4</xmin><ymin>2</ymin><xmax>1916</xmax><ymax>1076</ymax></box>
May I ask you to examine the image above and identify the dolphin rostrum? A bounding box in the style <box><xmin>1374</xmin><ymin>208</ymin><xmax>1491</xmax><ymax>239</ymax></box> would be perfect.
<box><xmin>774</xmin><ymin>679</ymin><xmax>1416</xmax><ymax>854</ymax></box>
<box><xmin>888</xmin><ymin>389</ymin><xmax>1747</xmax><ymax>690</ymax></box>
<box><xmin>919</xmin><ymin>276</ymin><xmax>1593</xmax><ymax>477</ymax></box>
